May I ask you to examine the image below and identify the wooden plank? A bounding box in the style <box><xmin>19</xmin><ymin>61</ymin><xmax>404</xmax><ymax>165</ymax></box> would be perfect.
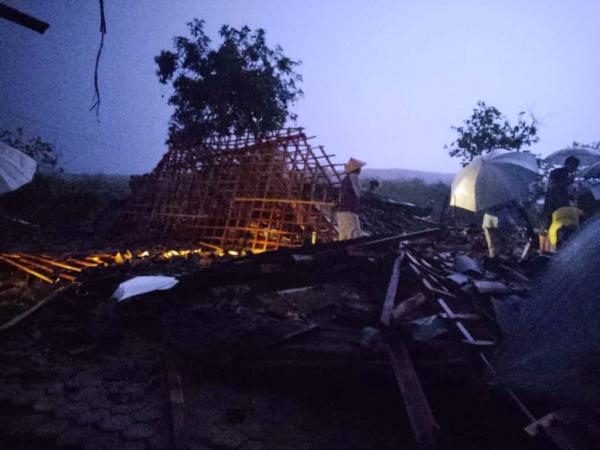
<box><xmin>0</xmin><ymin>285</ymin><xmax>71</xmax><ymax>332</ymax></box>
<box><xmin>165</xmin><ymin>355</ymin><xmax>186</xmax><ymax>446</ymax></box>
<box><xmin>17</xmin><ymin>253</ymin><xmax>82</xmax><ymax>272</ymax></box>
<box><xmin>380</xmin><ymin>253</ymin><xmax>405</xmax><ymax>327</ymax></box>
<box><xmin>0</xmin><ymin>4</ymin><xmax>49</xmax><ymax>34</ymax></box>
<box><xmin>0</xmin><ymin>254</ymin><xmax>55</xmax><ymax>284</ymax></box>
<box><xmin>347</xmin><ymin>228</ymin><xmax>442</xmax><ymax>255</ymax></box>
<box><xmin>233</xmin><ymin>197</ymin><xmax>334</xmax><ymax>206</ymax></box>
<box><xmin>387</xmin><ymin>342</ymin><xmax>439</xmax><ymax>450</ymax></box>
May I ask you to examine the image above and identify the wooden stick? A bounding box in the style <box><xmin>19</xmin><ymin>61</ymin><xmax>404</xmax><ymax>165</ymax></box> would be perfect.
<box><xmin>233</xmin><ymin>197</ymin><xmax>335</xmax><ymax>207</ymax></box>
<box><xmin>0</xmin><ymin>285</ymin><xmax>71</xmax><ymax>332</ymax></box>
<box><xmin>380</xmin><ymin>252</ymin><xmax>405</xmax><ymax>326</ymax></box>
<box><xmin>0</xmin><ymin>254</ymin><xmax>55</xmax><ymax>284</ymax></box>
<box><xmin>387</xmin><ymin>342</ymin><xmax>439</xmax><ymax>450</ymax></box>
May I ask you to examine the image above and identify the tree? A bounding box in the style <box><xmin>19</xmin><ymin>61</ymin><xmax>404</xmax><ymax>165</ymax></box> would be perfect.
<box><xmin>155</xmin><ymin>20</ymin><xmax>303</xmax><ymax>144</ymax></box>
<box><xmin>445</xmin><ymin>101</ymin><xmax>539</xmax><ymax>166</ymax></box>
<box><xmin>1</xmin><ymin>128</ymin><xmax>61</xmax><ymax>173</ymax></box>
<box><xmin>572</xmin><ymin>140</ymin><xmax>600</xmax><ymax>152</ymax></box>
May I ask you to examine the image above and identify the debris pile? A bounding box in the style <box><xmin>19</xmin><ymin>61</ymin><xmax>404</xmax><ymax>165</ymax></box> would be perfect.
<box><xmin>2</xmin><ymin>178</ymin><xmax>600</xmax><ymax>449</ymax></box>
<box><xmin>4</xmin><ymin>224</ymin><xmax>599</xmax><ymax>449</ymax></box>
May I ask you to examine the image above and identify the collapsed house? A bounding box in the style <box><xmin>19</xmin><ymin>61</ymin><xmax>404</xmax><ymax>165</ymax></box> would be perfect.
<box><xmin>118</xmin><ymin>129</ymin><xmax>343</xmax><ymax>253</ymax></box>
<box><xmin>3</xmin><ymin>226</ymin><xmax>600</xmax><ymax>449</ymax></box>
<box><xmin>3</xmin><ymin>129</ymin><xmax>600</xmax><ymax>449</ymax></box>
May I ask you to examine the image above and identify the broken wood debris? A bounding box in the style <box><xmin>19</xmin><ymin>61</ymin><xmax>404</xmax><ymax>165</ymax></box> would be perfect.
<box><xmin>1</xmin><ymin>221</ymin><xmax>597</xmax><ymax>449</ymax></box>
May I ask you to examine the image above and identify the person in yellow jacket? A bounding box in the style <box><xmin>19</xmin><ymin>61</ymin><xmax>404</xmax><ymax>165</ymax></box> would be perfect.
<box><xmin>547</xmin><ymin>206</ymin><xmax>583</xmax><ymax>251</ymax></box>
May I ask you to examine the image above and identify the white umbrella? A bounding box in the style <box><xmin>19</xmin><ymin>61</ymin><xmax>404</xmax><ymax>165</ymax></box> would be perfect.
<box><xmin>0</xmin><ymin>142</ymin><xmax>37</xmax><ymax>195</ymax></box>
<box><xmin>544</xmin><ymin>147</ymin><xmax>600</xmax><ymax>167</ymax></box>
<box><xmin>450</xmin><ymin>149</ymin><xmax>539</xmax><ymax>212</ymax></box>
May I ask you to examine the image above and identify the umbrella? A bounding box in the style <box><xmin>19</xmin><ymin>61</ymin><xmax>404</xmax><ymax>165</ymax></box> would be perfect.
<box><xmin>0</xmin><ymin>142</ymin><xmax>37</xmax><ymax>195</ymax></box>
<box><xmin>544</xmin><ymin>147</ymin><xmax>600</xmax><ymax>167</ymax></box>
<box><xmin>585</xmin><ymin>183</ymin><xmax>600</xmax><ymax>200</ymax></box>
<box><xmin>581</xmin><ymin>162</ymin><xmax>600</xmax><ymax>179</ymax></box>
<box><xmin>450</xmin><ymin>149</ymin><xmax>539</xmax><ymax>212</ymax></box>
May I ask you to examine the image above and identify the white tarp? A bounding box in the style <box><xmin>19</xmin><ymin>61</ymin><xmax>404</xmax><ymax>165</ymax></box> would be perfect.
<box><xmin>0</xmin><ymin>142</ymin><xmax>37</xmax><ymax>195</ymax></box>
<box><xmin>112</xmin><ymin>276</ymin><xmax>179</xmax><ymax>302</ymax></box>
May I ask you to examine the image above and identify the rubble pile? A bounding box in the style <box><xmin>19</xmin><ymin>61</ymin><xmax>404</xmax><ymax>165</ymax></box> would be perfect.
<box><xmin>1</xmin><ymin>211</ymin><xmax>600</xmax><ymax>448</ymax></box>
<box><xmin>0</xmin><ymin>228</ymin><xmax>537</xmax><ymax>448</ymax></box>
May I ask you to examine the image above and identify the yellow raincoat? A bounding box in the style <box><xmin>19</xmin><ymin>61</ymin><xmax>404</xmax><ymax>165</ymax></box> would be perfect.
<box><xmin>548</xmin><ymin>206</ymin><xmax>583</xmax><ymax>247</ymax></box>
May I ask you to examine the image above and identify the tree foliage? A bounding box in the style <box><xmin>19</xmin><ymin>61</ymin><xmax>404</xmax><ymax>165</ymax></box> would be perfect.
<box><xmin>572</xmin><ymin>140</ymin><xmax>600</xmax><ymax>152</ymax></box>
<box><xmin>1</xmin><ymin>128</ymin><xmax>60</xmax><ymax>173</ymax></box>
<box><xmin>155</xmin><ymin>20</ymin><xmax>303</xmax><ymax>143</ymax></box>
<box><xmin>445</xmin><ymin>101</ymin><xmax>539</xmax><ymax>166</ymax></box>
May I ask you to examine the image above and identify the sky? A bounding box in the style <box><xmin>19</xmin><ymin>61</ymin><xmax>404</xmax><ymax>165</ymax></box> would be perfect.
<box><xmin>1</xmin><ymin>0</ymin><xmax>599</xmax><ymax>175</ymax></box>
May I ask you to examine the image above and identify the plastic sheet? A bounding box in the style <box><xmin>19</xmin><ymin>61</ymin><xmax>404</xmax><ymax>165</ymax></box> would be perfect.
<box><xmin>112</xmin><ymin>276</ymin><xmax>178</xmax><ymax>302</ymax></box>
<box><xmin>0</xmin><ymin>142</ymin><xmax>37</xmax><ymax>194</ymax></box>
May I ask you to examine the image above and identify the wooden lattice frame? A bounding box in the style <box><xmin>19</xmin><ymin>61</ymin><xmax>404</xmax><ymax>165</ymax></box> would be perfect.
<box><xmin>119</xmin><ymin>128</ymin><xmax>343</xmax><ymax>252</ymax></box>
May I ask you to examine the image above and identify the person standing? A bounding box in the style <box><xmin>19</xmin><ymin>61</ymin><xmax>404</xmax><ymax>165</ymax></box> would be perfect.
<box><xmin>482</xmin><ymin>200</ymin><xmax>535</xmax><ymax>259</ymax></box>
<box><xmin>337</xmin><ymin>158</ymin><xmax>366</xmax><ymax>240</ymax></box>
<box><xmin>540</xmin><ymin>156</ymin><xmax>580</xmax><ymax>251</ymax></box>
<box><xmin>542</xmin><ymin>156</ymin><xmax>580</xmax><ymax>229</ymax></box>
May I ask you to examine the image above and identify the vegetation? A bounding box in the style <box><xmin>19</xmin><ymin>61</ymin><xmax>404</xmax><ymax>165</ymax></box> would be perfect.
<box><xmin>367</xmin><ymin>178</ymin><xmax>449</xmax><ymax>219</ymax></box>
<box><xmin>1</xmin><ymin>128</ymin><xmax>61</xmax><ymax>173</ymax></box>
<box><xmin>445</xmin><ymin>101</ymin><xmax>539</xmax><ymax>166</ymax></box>
<box><xmin>156</xmin><ymin>20</ymin><xmax>303</xmax><ymax>143</ymax></box>
<box><xmin>572</xmin><ymin>140</ymin><xmax>600</xmax><ymax>151</ymax></box>
<box><xmin>0</xmin><ymin>174</ymin><xmax>130</xmax><ymax>240</ymax></box>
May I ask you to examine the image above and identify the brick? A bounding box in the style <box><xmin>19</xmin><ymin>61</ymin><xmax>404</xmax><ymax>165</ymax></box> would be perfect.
<box><xmin>146</xmin><ymin>431</ymin><xmax>171</xmax><ymax>449</ymax></box>
<box><xmin>133</xmin><ymin>406</ymin><xmax>163</xmax><ymax>422</ymax></box>
<box><xmin>34</xmin><ymin>419</ymin><xmax>69</xmax><ymax>438</ymax></box>
<box><xmin>57</xmin><ymin>425</ymin><xmax>95</xmax><ymax>447</ymax></box>
<box><xmin>211</xmin><ymin>428</ymin><xmax>248</xmax><ymax>448</ymax></box>
<box><xmin>112</xmin><ymin>403</ymin><xmax>142</xmax><ymax>414</ymax></box>
<box><xmin>99</xmin><ymin>414</ymin><xmax>134</xmax><ymax>432</ymax></box>
<box><xmin>124</xmin><ymin>422</ymin><xmax>158</xmax><ymax>440</ymax></box>
<box><xmin>122</xmin><ymin>441</ymin><xmax>148</xmax><ymax>450</ymax></box>
<box><xmin>76</xmin><ymin>408</ymin><xmax>110</xmax><ymax>426</ymax></box>
<box><xmin>11</xmin><ymin>390</ymin><xmax>39</xmax><ymax>406</ymax></box>
<box><xmin>46</xmin><ymin>381</ymin><xmax>65</xmax><ymax>395</ymax></box>
<box><xmin>82</xmin><ymin>431</ymin><xmax>123</xmax><ymax>450</ymax></box>
<box><xmin>5</xmin><ymin>414</ymin><xmax>45</xmax><ymax>435</ymax></box>
<box><xmin>54</xmin><ymin>402</ymin><xmax>91</xmax><ymax>419</ymax></box>
<box><xmin>33</xmin><ymin>395</ymin><xmax>65</xmax><ymax>412</ymax></box>
<box><xmin>0</xmin><ymin>383</ymin><xmax>20</xmax><ymax>402</ymax></box>
<box><xmin>89</xmin><ymin>396</ymin><xmax>113</xmax><ymax>409</ymax></box>
<box><xmin>240</xmin><ymin>441</ymin><xmax>264</xmax><ymax>450</ymax></box>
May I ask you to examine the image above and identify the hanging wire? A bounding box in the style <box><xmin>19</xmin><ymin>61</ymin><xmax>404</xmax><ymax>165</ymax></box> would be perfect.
<box><xmin>90</xmin><ymin>0</ymin><xmax>107</xmax><ymax>119</ymax></box>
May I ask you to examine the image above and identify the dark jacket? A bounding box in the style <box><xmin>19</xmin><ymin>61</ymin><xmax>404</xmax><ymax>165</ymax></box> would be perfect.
<box><xmin>542</xmin><ymin>167</ymin><xmax>574</xmax><ymax>228</ymax></box>
<box><xmin>338</xmin><ymin>175</ymin><xmax>359</xmax><ymax>213</ymax></box>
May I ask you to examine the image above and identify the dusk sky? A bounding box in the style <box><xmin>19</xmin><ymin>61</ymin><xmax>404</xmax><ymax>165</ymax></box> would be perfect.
<box><xmin>1</xmin><ymin>0</ymin><xmax>599</xmax><ymax>175</ymax></box>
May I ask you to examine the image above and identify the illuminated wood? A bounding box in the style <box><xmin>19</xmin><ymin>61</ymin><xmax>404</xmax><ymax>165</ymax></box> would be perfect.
<box><xmin>0</xmin><ymin>254</ymin><xmax>55</xmax><ymax>284</ymax></box>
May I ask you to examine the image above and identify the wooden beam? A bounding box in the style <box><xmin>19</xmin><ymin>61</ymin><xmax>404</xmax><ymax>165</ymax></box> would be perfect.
<box><xmin>0</xmin><ymin>254</ymin><xmax>54</xmax><ymax>284</ymax></box>
<box><xmin>380</xmin><ymin>252</ymin><xmax>405</xmax><ymax>327</ymax></box>
<box><xmin>0</xmin><ymin>285</ymin><xmax>71</xmax><ymax>332</ymax></box>
<box><xmin>0</xmin><ymin>4</ymin><xmax>49</xmax><ymax>34</ymax></box>
<box><xmin>233</xmin><ymin>197</ymin><xmax>335</xmax><ymax>207</ymax></box>
<box><xmin>347</xmin><ymin>228</ymin><xmax>442</xmax><ymax>255</ymax></box>
<box><xmin>165</xmin><ymin>354</ymin><xmax>186</xmax><ymax>446</ymax></box>
<box><xmin>387</xmin><ymin>342</ymin><xmax>439</xmax><ymax>450</ymax></box>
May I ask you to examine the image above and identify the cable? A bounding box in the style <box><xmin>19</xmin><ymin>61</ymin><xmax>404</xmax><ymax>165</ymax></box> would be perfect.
<box><xmin>90</xmin><ymin>0</ymin><xmax>107</xmax><ymax>118</ymax></box>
